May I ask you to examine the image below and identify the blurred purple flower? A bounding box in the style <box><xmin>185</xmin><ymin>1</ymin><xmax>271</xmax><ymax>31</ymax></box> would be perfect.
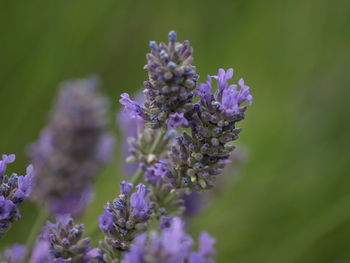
<box><xmin>0</xmin><ymin>244</ymin><xmax>26</xmax><ymax>263</ymax></box>
<box><xmin>28</xmin><ymin>77</ymin><xmax>115</xmax><ymax>217</ymax></box>
<box><xmin>123</xmin><ymin>217</ymin><xmax>215</xmax><ymax>263</ymax></box>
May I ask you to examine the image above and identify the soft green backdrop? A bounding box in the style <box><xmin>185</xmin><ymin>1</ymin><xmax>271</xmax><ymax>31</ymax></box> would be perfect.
<box><xmin>1</xmin><ymin>0</ymin><xmax>350</xmax><ymax>262</ymax></box>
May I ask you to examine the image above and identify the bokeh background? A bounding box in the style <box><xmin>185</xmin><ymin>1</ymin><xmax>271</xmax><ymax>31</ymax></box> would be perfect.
<box><xmin>1</xmin><ymin>0</ymin><xmax>350</xmax><ymax>262</ymax></box>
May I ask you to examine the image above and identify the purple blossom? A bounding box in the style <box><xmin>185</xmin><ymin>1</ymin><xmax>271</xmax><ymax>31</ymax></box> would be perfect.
<box><xmin>197</xmin><ymin>76</ymin><xmax>212</xmax><ymax>103</ymax></box>
<box><xmin>238</xmin><ymin>78</ymin><xmax>253</xmax><ymax>105</ymax></box>
<box><xmin>159</xmin><ymin>216</ymin><xmax>173</xmax><ymax>229</ymax></box>
<box><xmin>154</xmin><ymin>160</ymin><xmax>170</xmax><ymax>178</ymax></box>
<box><xmin>123</xmin><ymin>217</ymin><xmax>215</xmax><ymax>263</ymax></box>
<box><xmin>222</xmin><ymin>84</ymin><xmax>240</xmax><ymax>115</ymax></box>
<box><xmin>130</xmin><ymin>184</ymin><xmax>149</xmax><ymax>218</ymax></box>
<box><xmin>188</xmin><ymin>233</ymin><xmax>216</xmax><ymax>263</ymax></box>
<box><xmin>214</xmin><ymin>68</ymin><xmax>233</xmax><ymax>92</ymax></box>
<box><xmin>0</xmin><ymin>196</ymin><xmax>14</xmax><ymax>220</ymax></box>
<box><xmin>120</xmin><ymin>180</ymin><xmax>133</xmax><ymax>196</ymax></box>
<box><xmin>119</xmin><ymin>93</ymin><xmax>146</xmax><ymax>119</ymax></box>
<box><xmin>168</xmin><ymin>112</ymin><xmax>189</xmax><ymax>128</ymax></box>
<box><xmin>198</xmin><ymin>232</ymin><xmax>216</xmax><ymax>257</ymax></box>
<box><xmin>0</xmin><ymin>154</ymin><xmax>15</xmax><ymax>178</ymax></box>
<box><xmin>30</xmin><ymin>240</ymin><xmax>52</xmax><ymax>263</ymax></box>
<box><xmin>0</xmin><ymin>244</ymin><xmax>25</xmax><ymax>263</ymax></box>
<box><xmin>14</xmin><ymin>165</ymin><xmax>34</xmax><ymax>200</ymax></box>
<box><xmin>99</xmin><ymin>208</ymin><xmax>114</xmax><ymax>232</ymax></box>
<box><xmin>145</xmin><ymin>167</ymin><xmax>162</xmax><ymax>184</ymax></box>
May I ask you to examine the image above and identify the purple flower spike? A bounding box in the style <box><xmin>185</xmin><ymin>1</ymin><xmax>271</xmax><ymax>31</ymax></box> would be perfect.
<box><xmin>28</xmin><ymin>77</ymin><xmax>115</xmax><ymax>217</ymax></box>
<box><xmin>99</xmin><ymin>182</ymin><xmax>151</xmax><ymax>257</ymax></box>
<box><xmin>168</xmin><ymin>112</ymin><xmax>189</xmax><ymax>128</ymax></box>
<box><xmin>120</xmin><ymin>181</ymin><xmax>133</xmax><ymax>196</ymax></box>
<box><xmin>0</xmin><ymin>154</ymin><xmax>33</xmax><ymax>237</ymax></box>
<box><xmin>34</xmin><ymin>216</ymin><xmax>97</xmax><ymax>262</ymax></box>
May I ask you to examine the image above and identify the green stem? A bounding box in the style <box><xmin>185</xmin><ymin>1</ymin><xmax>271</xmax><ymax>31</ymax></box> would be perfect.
<box><xmin>22</xmin><ymin>209</ymin><xmax>48</xmax><ymax>263</ymax></box>
<box><xmin>149</xmin><ymin>130</ymin><xmax>165</xmax><ymax>154</ymax></box>
<box><xmin>130</xmin><ymin>168</ymin><xmax>144</xmax><ymax>185</ymax></box>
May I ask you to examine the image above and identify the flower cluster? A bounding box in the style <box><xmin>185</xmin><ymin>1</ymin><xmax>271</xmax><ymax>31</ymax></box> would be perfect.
<box><xmin>167</xmin><ymin>68</ymin><xmax>252</xmax><ymax>191</ymax></box>
<box><xmin>31</xmin><ymin>215</ymin><xmax>98</xmax><ymax>263</ymax></box>
<box><xmin>29</xmin><ymin>77</ymin><xmax>115</xmax><ymax>216</ymax></box>
<box><xmin>98</xmin><ymin>181</ymin><xmax>151</xmax><ymax>262</ymax></box>
<box><xmin>0</xmin><ymin>154</ymin><xmax>34</xmax><ymax>238</ymax></box>
<box><xmin>120</xmin><ymin>31</ymin><xmax>198</xmax><ymax>129</ymax></box>
<box><xmin>123</xmin><ymin>217</ymin><xmax>215</xmax><ymax>263</ymax></box>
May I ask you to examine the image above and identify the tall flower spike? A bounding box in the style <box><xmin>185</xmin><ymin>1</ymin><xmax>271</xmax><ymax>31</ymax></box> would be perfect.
<box><xmin>122</xmin><ymin>217</ymin><xmax>215</xmax><ymax>263</ymax></box>
<box><xmin>99</xmin><ymin>181</ymin><xmax>151</xmax><ymax>262</ymax></box>
<box><xmin>120</xmin><ymin>31</ymin><xmax>198</xmax><ymax>128</ymax></box>
<box><xmin>31</xmin><ymin>215</ymin><xmax>98</xmax><ymax>263</ymax></box>
<box><xmin>167</xmin><ymin>68</ymin><xmax>252</xmax><ymax>190</ymax></box>
<box><xmin>28</xmin><ymin>77</ymin><xmax>115</xmax><ymax>216</ymax></box>
<box><xmin>0</xmin><ymin>154</ymin><xmax>34</xmax><ymax>238</ymax></box>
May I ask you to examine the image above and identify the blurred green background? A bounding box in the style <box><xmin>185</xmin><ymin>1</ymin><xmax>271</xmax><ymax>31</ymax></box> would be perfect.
<box><xmin>1</xmin><ymin>0</ymin><xmax>350</xmax><ymax>262</ymax></box>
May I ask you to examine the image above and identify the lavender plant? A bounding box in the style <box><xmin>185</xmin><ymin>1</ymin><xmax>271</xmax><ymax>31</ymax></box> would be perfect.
<box><xmin>30</xmin><ymin>215</ymin><xmax>99</xmax><ymax>263</ymax></box>
<box><xmin>98</xmin><ymin>182</ymin><xmax>151</xmax><ymax>262</ymax></box>
<box><xmin>28</xmin><ymin>77</ymin><xmax>115</xmax><ymax>216</ymax></box>
<box><xmin>1</xmin><ymin>31</ymin><xmax>252</xmax><ymax>263</ymax></box>
<box><xmin>100</xmin><ymin>31</ymin><xmax>252</xmax><ymax>262</ymax></box>
<box><xmin>0</xmin><ymin>154</ymin><xmax>34</xmax><ymax>238</ymax></box>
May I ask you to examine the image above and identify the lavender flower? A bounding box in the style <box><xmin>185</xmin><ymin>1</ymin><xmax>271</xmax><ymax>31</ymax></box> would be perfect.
<box><xmin>167</xmin><ymin>68</ymin><xmax>252</xmax><ymax>190</ymax></box>
<box><xmin>31</xmin><ymin>215</ymin><xmax>97</xmax><ymax>263</ymax></box>
<box><xmin>98</xmin><ymin>181</ymin><xmax>151</xmax><ymax>262</ymax></box>
<box><xmin>120</xmin><ymin>31</ymin><xmax>198</xmax><ymax>128</ymax></box>
<box><xmin>28</xmin><ymin>77</ymin><xmax>115</xmax><ymax>216</ymax></box>
<box><xmin>0</xmin><ymin>244</ymin><xmax>26</xmax><ymax>263</ymax></box>
<box><xmin>122</xmin><ymin>217</ymin><xmax>215</xmax><ymax>263</ymax></box>
<box><xmin>0</xmin><ymin>154</ymin><xmax>34</xmax><ymax>238</ymax></box>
